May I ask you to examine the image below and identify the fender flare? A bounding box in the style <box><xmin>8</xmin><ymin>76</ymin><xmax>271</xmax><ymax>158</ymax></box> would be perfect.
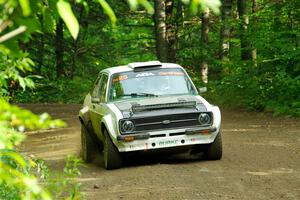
<box><xmin>78</xmin><ymin>106</ymin><xmax>90</xmax><ymax>126</ymax></box>
<box><xmin>100</xmin><ymin>114</ymin><xmax>119</xmax><ymax>144</ymax></box>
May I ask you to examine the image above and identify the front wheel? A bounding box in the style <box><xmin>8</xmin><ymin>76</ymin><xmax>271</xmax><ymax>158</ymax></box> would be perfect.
<box><xmin>206</xmin><ymin>132</ymin><xmax>223</xmax><ymax>160</ymax></box>
<box><xmin>103</xmin><ymin>130</ymin><xmax>122</xmax><ymax>170</ymax></box>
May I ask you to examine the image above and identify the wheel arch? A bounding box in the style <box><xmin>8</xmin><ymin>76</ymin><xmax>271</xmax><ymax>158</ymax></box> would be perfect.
<box><xmin>78</xmin><ymin>106</ymin><xmax>90</xmax><ymax>127</ymax></box>
<box><xmin>100</xmin><ymin>115</ymin><xmax>119</xmax><ymax>144</ymax></box>
<box><xmin>101</xmin><ymin>122</ymin><xmax>107</xmax><ymax>136</ymax></box>
<box><xmin>79</xmin><ymin>116</ymin><xmax>85</xmax><ymax>126</ymax></box>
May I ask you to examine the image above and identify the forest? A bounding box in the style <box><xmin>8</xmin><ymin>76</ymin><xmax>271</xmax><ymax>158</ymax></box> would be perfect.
<box><xmin>0</xmin><ymin>0</ymin><xmax>299</xmax><ymax>199</ymax></box>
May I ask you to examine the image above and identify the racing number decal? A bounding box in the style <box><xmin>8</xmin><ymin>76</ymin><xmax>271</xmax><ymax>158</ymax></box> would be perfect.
<box><xmin>113</xmin><ymin>75</ymin><xmax>128</xmax><ymax>83</ymax></box>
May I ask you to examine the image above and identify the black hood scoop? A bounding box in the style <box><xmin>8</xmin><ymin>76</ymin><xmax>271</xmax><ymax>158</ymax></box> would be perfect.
<box><xmin>131</xmin><ymin>101</ymin><xmax>196</xmax><ymax>113</ymax></box>
<box><xmin>113</xmin><ymin>95</ymin><xmax>207</xmax><ymax>118</ymax></box>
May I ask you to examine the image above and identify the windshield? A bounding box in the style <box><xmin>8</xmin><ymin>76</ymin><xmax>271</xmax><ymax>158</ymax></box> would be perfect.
<box><xmin>108</xmin><ymin>68</ymin><xmax>196</xmax><ymax>101</ymax></box>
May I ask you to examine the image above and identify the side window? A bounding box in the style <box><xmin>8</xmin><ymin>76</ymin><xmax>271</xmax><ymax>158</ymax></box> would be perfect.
<box><xmin>91</xmin><ymin>77</ymin><xmax>101</xmax><ymax>98</ymax></box>
<box><xmin>99</xmin><ymin>74</ymin><xmax>108</xmax><ymax>103</ymax></box>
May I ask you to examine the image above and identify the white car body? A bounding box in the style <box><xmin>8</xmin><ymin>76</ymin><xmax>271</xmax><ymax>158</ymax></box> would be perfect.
<box><xmin>79</xmin><ymin>61</ymin><xmax>222</xmax><ymax>169</ymax></box>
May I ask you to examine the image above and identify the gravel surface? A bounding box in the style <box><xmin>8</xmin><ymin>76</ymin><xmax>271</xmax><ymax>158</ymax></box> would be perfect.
<box><xmin>21</xmin><ymin>104</ymin><xmax>300</xmax><ymax>200</ymax></box>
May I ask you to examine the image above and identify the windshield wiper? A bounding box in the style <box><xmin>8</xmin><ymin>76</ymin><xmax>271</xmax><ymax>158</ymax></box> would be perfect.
<box><xmin>123</xmin><ymin>93</ymin><xmax>158</xmax><ymax>97</ymax></box>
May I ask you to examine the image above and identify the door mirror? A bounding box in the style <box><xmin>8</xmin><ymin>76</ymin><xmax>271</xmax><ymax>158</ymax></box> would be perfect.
<box><xmin>91</xmin><ymin>97</ymin><xmax>100</xmax><ymax>103</ymax></box>
<box><xmin>198</xmin><ymin>87</ymin><xmax>207</xmax><ymax>94</ymax></box>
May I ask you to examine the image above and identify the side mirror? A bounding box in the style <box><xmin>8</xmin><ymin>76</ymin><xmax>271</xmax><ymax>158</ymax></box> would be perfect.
<box><xmin>198</xmin><ymin>87</ymin><xmax>207</xmax><ymax>94</ymax></box>
<box><xmin>91</xmin><ymin>97</ymin><xmax>100</xmax><ymax>103</ymax></box>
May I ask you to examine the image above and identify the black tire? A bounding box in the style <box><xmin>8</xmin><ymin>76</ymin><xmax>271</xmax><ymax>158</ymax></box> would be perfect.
<box><xmin>81</xmin><ymin>124</ymin><xmax>96</xmax><ymax>163</ymax></box>
<box><xmin>206</xmin><ymin>132</ymin><xmax>223</xmax><ymax>160</ymax></box>
<box><xmin>103</xmin><ymin>130</ymin><xmax>122</xmax><ymax>170</ymax></box>
<box><xmin>86</xmin><ymin>122</ymin><xmax>104</xmax><ymax>152</ymax></box>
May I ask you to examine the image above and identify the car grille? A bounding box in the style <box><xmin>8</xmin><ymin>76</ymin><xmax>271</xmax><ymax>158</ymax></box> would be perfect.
<box><xmin>120</xmin><ymin>112</ymin><xmax>212</xmax><ymax>134</ymax></box>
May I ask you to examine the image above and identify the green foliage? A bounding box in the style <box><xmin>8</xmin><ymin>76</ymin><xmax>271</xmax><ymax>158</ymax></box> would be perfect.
<box><xmin>185</xmin><ymin>0</ymin><xmax>221</xmax><ymax>14</ymax></box>
<box><xmin>207</xmin><ymin>0</ymin><xmax>300</xmax><ymax>116</ymax></box>
<box><xmin>0</xmin><ymin>154</ymin><xmax>84</xmax><ymax>200</ymax></box>
<box><xmin>15</xmin><ymin>76</ymin><xmax>94</xmax><ymax>103</ymax></box>
<box><xmin>207</xmin><ymin>59</ymin><xmax>300</xmax><ymax>116</ymax></box>
<box><xmin>128</xmin><ymin>0</ymin><xmax>154</xmax><ymax>14</ymax></box>
<box><xmin>0</xmin><ymin>149</ymin><xmax>51</xmax><ymax>200</ymax></box>
<box><xmin>0</xmin><ymin>102</ymin><xmax>75</xmax><ymax>198</ymax></box>
<box><xmin>1</xmin><ymin>1</ymin><xmax>79</xmax><ymax>198</ymax></box>
<box><xmin>0</xmin><ymin>54</ymin><xmax>35</xmax><ymax>97</ymax></box>
<box><xmin>42</xmin><ymin>155</ymin><xmax>84</xmax><ymax>200</ymax></box>
<box><xmin>98</xmin><ymin>0</ymin><xmax>117</xmax><ymax>25</ymax></box>
<box><xmin>0</xmin><ymin>0</ymin><xmax>41</xmax><ymax>56</ymax></box>
<box><xmin>2</xmin><ymin>0</ymin><xmax>229</xmax><ymax>200</ymax></box>
<box><xmin>0</xmin><ymin>99</ymin><xmax>66</xmax><ymax>200</ymax></box>
<box><xmin>1</xmin><ymin>0</ymin><xmax>297</xmax><ymax>199</ymax></box>
<box><xmin>57</xmin><ymin>0</ymin><xmax>80</xmax><ymax>39</ymax></box>
<box><xmin>0</xmin><ymin>97</ymin><xmax>83</xmax><ymax>199</ymax></box>
<box><xmin>0</xmin><ymin>100</ymin><xmax>66</xmax><ymax>130</ymax></box>
<box><xmin>12</xmin><ymin>0</ymin><xmax>297</xmax><ymax>117</ymax></box>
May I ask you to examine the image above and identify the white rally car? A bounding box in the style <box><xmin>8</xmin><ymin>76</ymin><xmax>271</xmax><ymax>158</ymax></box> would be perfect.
<box><xmin>79</xmin><ymin>61</ymin><xmax>222</xmax><ymax>169</ymax></box>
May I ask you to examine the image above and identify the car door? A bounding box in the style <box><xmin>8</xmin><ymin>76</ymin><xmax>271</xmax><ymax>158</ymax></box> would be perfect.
<box><xmin>90</xmin><ymin>73</ymin><xmax>109</xmax><ymax>141</ymax></box>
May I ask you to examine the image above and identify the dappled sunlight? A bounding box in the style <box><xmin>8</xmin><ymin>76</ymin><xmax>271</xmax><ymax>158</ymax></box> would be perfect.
<box><xmin>247</xmin><ymin>168</ymin><xmax>295</xmax><ymax>176</ymax></box>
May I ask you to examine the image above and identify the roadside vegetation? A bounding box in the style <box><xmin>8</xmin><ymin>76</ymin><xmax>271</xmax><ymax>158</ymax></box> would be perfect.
<box><xmin>0</xmin><ymin>0</ymin><xmax>299</xmax><ymax>199</ymax></box>
<box><xmin>9</xmin><ymin>0</ymin><xmax>299</xmax><ymax>116</ymax></box>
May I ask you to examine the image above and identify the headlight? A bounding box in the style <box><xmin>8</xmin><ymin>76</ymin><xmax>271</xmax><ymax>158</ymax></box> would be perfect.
<box><xmin>121</xmin><ymin>120</ymin><xmax>135</xmax><ymax>133</ymax></box>
<box><xmin>198</xmin><ymin>113</ymin><xmax>211</xmax><ymax>125</ymax></box>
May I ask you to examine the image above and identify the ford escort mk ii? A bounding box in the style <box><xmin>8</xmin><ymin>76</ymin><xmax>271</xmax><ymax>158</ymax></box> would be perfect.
<box><xmin>79</xmin><ymin>61</ymin><xmax>222</xmax><ymax>169</ymax></box>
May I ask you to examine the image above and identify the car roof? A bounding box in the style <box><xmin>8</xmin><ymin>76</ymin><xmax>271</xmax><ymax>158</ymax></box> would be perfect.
<box><xmin>101</xmin><ymin>61</ymin><xmax>184</xmax><ymax>75</ymax></box>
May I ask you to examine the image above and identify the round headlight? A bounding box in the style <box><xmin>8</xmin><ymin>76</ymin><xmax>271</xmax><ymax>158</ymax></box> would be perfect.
<box><xmin>121</xmin><ymin>120</ymin><xmax>135</xmax><ymax>132</ymax></box>
<box><xmin>198</xmin><ymin>113</ymin><xmax>211</xmax><ymax>125</ymax></box>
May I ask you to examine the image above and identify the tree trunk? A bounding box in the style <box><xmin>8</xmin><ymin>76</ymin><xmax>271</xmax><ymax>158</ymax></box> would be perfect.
<box><xmin>55</xmin><ymin>19</ymin><xmax>64</xmax><ymax>78</ymax></box>
<box><xmin>154</xmin><ymin>0</ymin><xmax>168</xmax><ymax>62</ymax></box>
<box><xmin>71</xmin><ymin>40</ymin><xmax>77</xmax><ymax>79</ymax></box>
<box><xmin>251</xmin><ymin>0</ymin><xmax>257</xmax><ymax>62</ymax></box>
<box><xmin>219</xmin><ymin>0</ymin><xmax>232</xmax><ymax>60</ymax></box>
<box><xmin>175</xmin><ymin>0</ymin><xmax>183</xmax><ymax>41</ymax></box>
<box><xmin>252</xmin><ymin>0</ymin><xmax>257</xmax><ymax>13</ymax></box>
<box><xmin>37</xmin><ymin>14</ymin><xmax>44</xmax><ymax>75</ymax></box>
<box><xmin>237</xmin><ymin>0</ymin><xmax>252</xmax><ymax>60</ymax></box>
<box><xmin>201</xmin><ymin>8</ymin><xmax>210</xmax><ymax>84</ymax></box>
<box><xmin>70</xmin><ymin>5</ymin><xmax>85</xmax><ymax>79</ymax></box>
<box><xmin>165</xmin><ymin>0</ymin><xmax>176</xmax><ymax>62</ymax></box>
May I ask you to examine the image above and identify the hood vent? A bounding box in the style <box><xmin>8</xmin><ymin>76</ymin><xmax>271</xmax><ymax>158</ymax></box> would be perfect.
<box><xmin>131</xmin><ymin>101</ymin><xmax>196</xmax><ymax>113</ymax></box>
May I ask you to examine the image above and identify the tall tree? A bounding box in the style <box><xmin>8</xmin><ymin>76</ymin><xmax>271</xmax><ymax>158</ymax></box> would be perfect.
<box><xmin>165</xmin><ymin>0</ymin><xmax>176</xmax><ymax>62</ymax></box>
<box><xmin>37</xmin><ymin>14</ymin><xmax>44</xmax><ymax>74</ymax></box>
<box><xmin>237</xmin><ymin>0</ymin><xmax>252</xmax><ymax>60</ymax></box>
<box><xmin>55</xmin><ymin>19</ymin><xmax>64</xmax><ymax>78</ymax></box>
<box><xmin>154</xmin><ymin>0</ymin><xmax>168</xmax><ymax>62</ymax></box>
<box><xmin>201</xmin><ymin>8</ymin><xmax>210</xmax><ymax>84</ymax></box>
<box><xmin>174</xmin><ymin>0</ymin><xmax>183</xmax><ymax>45</ymax></box>
<box><xmin>219</xmin><ymin>0</ymin><xmax>232</xmax><ymax>60</ymax></box>
<box><xmin>70</xmin><ymin>5</ymin><xmax>85</xmax><ymax>79</ymax></box>
<box><xmin>251</xmin><ymin>0</ymin><xmax>257</xmax><ymax>62</ymax></box>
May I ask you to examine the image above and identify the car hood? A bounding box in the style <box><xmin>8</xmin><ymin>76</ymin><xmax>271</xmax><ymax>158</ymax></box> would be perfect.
<box><xmin>112</xmin><ymin>94</ymin><xmax>207</xmax><ymax>118</ymax></box>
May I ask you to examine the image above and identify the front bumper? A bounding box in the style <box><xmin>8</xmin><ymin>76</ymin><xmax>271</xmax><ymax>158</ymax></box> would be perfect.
<box><xmin>115</xmin><ymin>126</ymin><xmax>219</xmax><ymax>152</ymax></box>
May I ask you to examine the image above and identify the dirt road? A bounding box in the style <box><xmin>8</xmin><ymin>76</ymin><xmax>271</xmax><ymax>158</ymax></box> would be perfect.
<box><xmin>21</xmin><ymin>104</ymin><xmax>300</xmax><ymax>200</ymax></box>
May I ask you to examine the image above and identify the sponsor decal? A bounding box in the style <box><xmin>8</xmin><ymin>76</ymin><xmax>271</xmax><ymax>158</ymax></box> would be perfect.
<box><xmin>136</xmin><ymin>72</ymin><xmax>155</xmax><ymax>77</ymax></box>
<box><xmin>190</xmin><ymin>138</ymin><xmax>203</xmax><ymax>142</ymax></box>
<box><xmin>159</xmin><ymin>140</ymin><xmax>179</xmax><ymax>146</ymax></box>
<box><xmin>158</xmin><ymin>72</ymin><xmax>184</xmax><ymax>76</ymax></box>
<box><xmin>129</xmin><ymin>144</ymin><xmax>145</xmax><ymax>150</ymax></box>
<box><xmin>112</xmin><ymin>70</ymin><xmax>185</xmax><ymax>83</ymax></box>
